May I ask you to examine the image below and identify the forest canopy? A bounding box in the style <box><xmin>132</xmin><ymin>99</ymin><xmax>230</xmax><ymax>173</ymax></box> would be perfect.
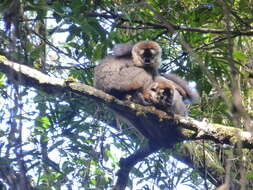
<box><xmin>0</xmin><ymin>0</ymin><xmax>252</xmax><ymax>190</ymax></box>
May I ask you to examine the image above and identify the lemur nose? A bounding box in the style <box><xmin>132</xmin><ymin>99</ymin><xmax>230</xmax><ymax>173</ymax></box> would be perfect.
<box><xmin>143</xmin><ymin>48</ymin><xmax>152</xmax><ymax>58</ymax></box>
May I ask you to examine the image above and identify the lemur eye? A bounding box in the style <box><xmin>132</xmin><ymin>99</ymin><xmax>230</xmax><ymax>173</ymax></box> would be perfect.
<box><xmin>142</xmin><ymin>48</ymin><xmax>153</xmax><ymax>58</ymax></box>
<box><xmin>150</xmin><ymin>49</ymin><xmax>156</xmax><ymax>55</ymax></box>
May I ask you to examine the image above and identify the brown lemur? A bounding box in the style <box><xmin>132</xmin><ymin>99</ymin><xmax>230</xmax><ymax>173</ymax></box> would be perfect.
<box><xmin>94</xmin><ymin>41</ymin><xmax>199</xmax><ymax>115</ymax></box>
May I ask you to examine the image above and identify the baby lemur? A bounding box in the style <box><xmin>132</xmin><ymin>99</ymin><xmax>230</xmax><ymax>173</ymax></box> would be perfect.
<box><xmin>94</xmin><ymin>41</ymin><xmax>199</xmax><ymax>115</ymax></box>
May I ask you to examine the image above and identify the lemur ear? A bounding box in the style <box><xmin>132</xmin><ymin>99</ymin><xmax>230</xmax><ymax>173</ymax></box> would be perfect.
<box><xmin>112</xmin><ymin>43</ymin><xmax>133</xmax><ymax>57</ymax></box>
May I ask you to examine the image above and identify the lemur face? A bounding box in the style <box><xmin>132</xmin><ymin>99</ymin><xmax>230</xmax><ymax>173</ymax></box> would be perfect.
<box><xmin>141</xmin><ymin>48</ymin><xmax>157</xmax><ymax>66</ymax></box>
<box><xmin>132</xmin><ymin>41</ymin><xmax>161</xmax><ymax>69</ymax></box>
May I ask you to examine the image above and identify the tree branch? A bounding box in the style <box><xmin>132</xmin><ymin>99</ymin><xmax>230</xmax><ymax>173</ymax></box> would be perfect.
<box><xmin>0</xmin><ymin>57</ymin><xmax>252</xmax><ymax>148</ymax></box>
<box><xmin>84</xmin><ymin>11</ymin><xmax>253</xmax><ymax>36</ymax></box>
<box><xmin>0</xmin><ymin>157</ymin><xmax>34</xmax><ymax>190</ymax></box>
<box><xmin>1</xmin><ymin>57</ymin><xmax>253</xmax><ymax>189</ymax></box>
<box><xmin>113</xmin><ymin>142</ymin><xmax>161</xmax><ymax>190</ymax></box>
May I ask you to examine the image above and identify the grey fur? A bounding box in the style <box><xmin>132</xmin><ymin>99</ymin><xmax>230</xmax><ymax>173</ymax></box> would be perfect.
<box><xmin>94</xmin><ymin>41</ymin><xmax>199</xmax><ymax>116</ymax></box>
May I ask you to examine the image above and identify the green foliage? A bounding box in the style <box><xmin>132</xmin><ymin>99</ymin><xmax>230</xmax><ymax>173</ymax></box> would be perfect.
<box><xmin>0</xmin><ymin>0</ymin><xmax>253</xmax><ymax>189</ymax></box>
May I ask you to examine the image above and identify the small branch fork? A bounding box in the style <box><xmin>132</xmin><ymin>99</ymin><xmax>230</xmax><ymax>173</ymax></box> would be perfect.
<box><xmin>113</xmin><ymin>142</ymin><xmax>161</xmax><ymax>190</ymax></box>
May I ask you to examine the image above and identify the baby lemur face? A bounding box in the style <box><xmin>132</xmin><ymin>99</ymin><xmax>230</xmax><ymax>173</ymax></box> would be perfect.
<box><xmin>132</xmin><ymin>41</ymin><xmax>161</xmax><ymax>69</ymax></box>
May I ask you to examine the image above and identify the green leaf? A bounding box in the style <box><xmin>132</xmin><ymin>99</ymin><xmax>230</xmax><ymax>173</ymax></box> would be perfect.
<box><xmin>105</xmin><ymin>149</ymin><xmax>118</xmax><ymax>166</ymax></box>
<box><xmin>90</xmin><ymin>179</ymin><xmax>97</xmax><ymax>185</ymax></box>
<box><xmin>246</xmin><ymin>172</ymin><xmax>253</xmax><ymax>179</ymax></box>
<box><xmin>38</xmin><ymin>116</ymin><xmax>50</xmax><ymax>129</ymax></box>
<box><xmin>48</xmin><ymin>140</ymin><xmax>64</xmax><ymax>152</ymax></box>
<box><xmin>233</xmin><ymin>51</ymin><xmax>247</xmax><ymax>61</ymax></box>
<box><xmin>92</xmin><ymin>43</ymin><xmax>105</xmax><ymax>61</ymax></box>
<box><xmin>132</xmin><ymin>167</ymin><xmax>144</xmax><ymax>178</ymax></box>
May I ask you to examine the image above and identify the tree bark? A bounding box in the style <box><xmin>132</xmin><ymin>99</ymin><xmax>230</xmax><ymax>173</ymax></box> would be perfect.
<box><xmin>1</xmin><ymin>57</ymin><xmax>253</xmax><ymax>190</ymax></box>
<box><xmin>0</xmin><ymin>57</ymin><xmax>252</xmax><ymax>148</ymax></box>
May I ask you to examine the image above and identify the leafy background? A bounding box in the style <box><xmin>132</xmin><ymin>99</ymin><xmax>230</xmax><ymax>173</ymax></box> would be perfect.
<box><xmin>0</xmin><ymin>0</ymin><xmax>252</xmax><ymax>189</ymax></box>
